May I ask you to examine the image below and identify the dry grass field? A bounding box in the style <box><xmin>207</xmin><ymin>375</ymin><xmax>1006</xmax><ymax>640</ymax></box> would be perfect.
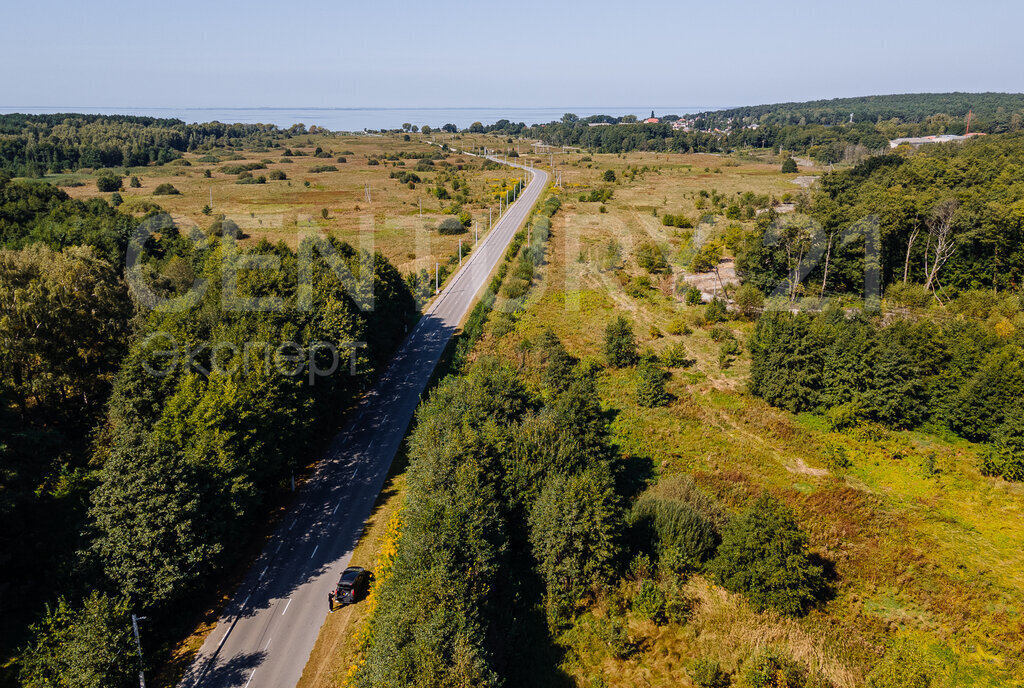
<box><xmin>57</xmin><ymin>132</ymin><xmax>526</xmax><ymax>278</ymax></box>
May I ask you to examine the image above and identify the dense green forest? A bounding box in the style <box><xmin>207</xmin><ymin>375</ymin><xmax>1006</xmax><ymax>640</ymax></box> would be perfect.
<box><xmin>0</xmin><ymin>114</ymin><xmax>302</xmax><ymax>177</ymax></box>
<box><xmin>736</xmin><ymin>132</ymin><xmax>1024</xmax><ymax>296</ymax></box>
<box><xmin>748</xmin><ymin>293</ymin><xmax>1024</xmax><ymax>481</ymax></box>
<box><xmin>691</xmin><ymin>92</ymin><xmax>1024</xmax><ymax>129</ymax></box>
<box><xmin>0</xmin><ymin>171</ymin><xmax>416</xmax><ymax>685</ymax></box>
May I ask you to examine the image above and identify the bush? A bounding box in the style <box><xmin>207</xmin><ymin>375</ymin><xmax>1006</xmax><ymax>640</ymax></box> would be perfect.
<box><xmin>635</xmin><ymin>241</ymin><xmax>668</xmax><ymax>273</ymax></box>
<box><xmin>625</xmin><ymin>275</ymin><xmax>653</xmax><ymax>299</ymax></box>
<box><xmin>129</xmin><ymin>175</ymin><xmax>141</xmax><ymax>188</ymax></box>
<box><xmin>661</xmin><ymin>341</ymin><xmax>693</xmax><ymax>368</ymax></box>
<box><xmin>690</xmin><ymin>659</ymin><xmax>731</xmax><ymax>688</ymax></box>
<box><xmin>662</xmin><ymin>213</ymin><xmax>694</xmax><ymax>228</ymax></box>
<box><xmin>884</xmin><ymin>282</ymin><xmax>933</xmax><ymax>309</ymax></box>
<box><xmin>110</xmin><ymin>192</ymin><xmax>123</xmax><ymax>207</ymax></box>
<box><xmin>684</xmin><ymin>286</ymin><xmax>703</xmax><ymax>305</ymax></box>
<box><xmin>309</xmin><ymin>164</ymin><xmax>338</xmax><ymax>173</ymax></box>
<box><xmin>603</xmin><ymin>169</ymin><xmax>617</xmax><ymax>182</ymax></box>
<box><xmin>437</xmin><ymin>217</ymin><xmax>466</xmax><ymax>235</ymax></box>
<box><xmin>96</xmin><ymin>175</ymin><xmax>122</xmax><ymax>192</ymax></box>
<box><xmin>703</xmin><ymin>298</ymin><xmax>727</xmax><ymax>324</ymax></box>
<box><xmin>153</xmin><ymin>183</ymin><xmax>180</xmax><ymax>195</ymax></box>
<box><xmin>631</xmin><ymin>579</ymin><xmax>665</xmax><ymax>621</ymax></box>
<box><xmin>743</xmin><ymin>649</ymin><xmax>807</xmax><ymax>688</ymax></box>
<box><xmin>268</xmin><ymin>169</ymin><xmax>287</xmax><ymax>180</ymax></box>
<box><xmin>710</xmin><ymin>494</ymin><xmax>827</xmax><ymax>616</ymax></box>
<box><xmin>734</xmin><ymin>283</ymin><xmax>765</xmax><ymax>317</ymax></box>
<box><xmin>604</xmin><ymin>316</ymin><xmax>638</xmax><ymax>367</ymax></box>
<box><xmin>636</xmin><ymin>354</ymin><xmax>671</xmax><ymax>407</ymax></box>
<box><xmin>781</xmin><ymin>157</ymin><xmax>798</xmax><ymax>173</ymax></box>
<box><xmin>631</xmin><ymin>494</ymin><xmax>717</xmax><ymax>571</ymax></box>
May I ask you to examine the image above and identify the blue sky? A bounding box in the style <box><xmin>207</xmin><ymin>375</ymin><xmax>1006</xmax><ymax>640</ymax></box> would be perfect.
<box><xmin>1</xmin><ymin>0</ymin><xmax>1020</xmax><ymax>109</ymax></box>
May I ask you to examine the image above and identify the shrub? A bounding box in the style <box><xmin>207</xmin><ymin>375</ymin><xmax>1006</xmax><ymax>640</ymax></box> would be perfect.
<box><xmin>604</xmin><ymin>316</ymin><xmax>638</xmax><ymax>367</ymax></box>
<box><xmin>703</xmin><ymin>298</ymin><xmax>727</xmax><ymax>324</ymax></box>
<box><xmin>309</xmin><ymin>164</ymin><xmax>338</xmax><ymax>173</ymax></box>
<box><xmin>661</xmin><ymin>341</ymin><xmax>693</xmax><ymax>368</ymax></box>
<box><xmin>710</xmin><ymin>494</ymin><xmax>827</xmax><ymax>616</ymax></box>
<box><xmin>690</xmin><ymin>659</ymin><xmax>731</xmax><ymax>688</ymax></box>
<box><xmin>129</xmin><ymin>175</ymin><xmax>141</xmax><ymax>188</ymax></box>
<box><xmin>734</xmin><ymin>283</ymin><xmax>765</xmax><ymax>317</ymax></box>
<box><xmin>631</xmin><ymin>495</ymin><xmax>717</xmax><ymax>571</ymax></box>
<box><xmin>110</xmin><ymin>192</ymin><xmax>123</xmax><ymax>207</ymax></box>
<box><xmin>743</xmin><ymin>649</ymin><xmax>807</xmax><ymax>688</ymax></box>
<box><xmin>437</xmin><ymin>217</ymin><xmax>466</xmax><ymax>235</ymax></box>
<box><xmin>635</xmin><ymin>241</ymin><xmax>668</xmax><ymax>273</ymax></box>
<box><xmin>457</xmin><ymin>210</ymin><xmax>472</xmax><ymax>227</ymax></box>
<box><xmin>268</xmin><ymin>170</ymin><xmax>287</xmax><ymax>180</ymax></box>
<box><xmin>636</xmin><ymin>354</ymin><xmax>671</xmax><ymax>408</ymax></box>
<box><xmin>625</xmin><ymin>275</ymin><xmax>653</xmax><ymax>299</ymax></box>
<box><xmin>781</xmin><ymin>157</ymin><xmax>798</xmax><ymax>173</ymax></box>
<box><xmin>684</xmin><ymin>286</ymin><xmax>703</xmax><ymax>305</ymax></box>
<box><xmin>153</xmin><ymin>183</ymin><xmax>180</xmax><ymax>195</ymax></box>
<box><xmin>96</xmin><ymin>175</ymin><xmax>122</xmax><ymax>192</ymax></box>
<box><xmin>603</xmin><ymin>169</ymin><xmax>617</xmax><ymax>182</ymax></box>
<box><xmin>662</xmin><ymin>213</ymin><xmax>694</xmax><ymax>228</ymax></box>
<box><xmin>631</xmin><ymin>580</ymin><xmax>665</xmax><ymax>621</ymax></box>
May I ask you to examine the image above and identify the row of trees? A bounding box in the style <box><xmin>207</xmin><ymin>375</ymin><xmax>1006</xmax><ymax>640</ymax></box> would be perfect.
<box><xmin>355</xmin><ymin>351</ymin><xmax>623</xmax><ymax>686</ymax></box>
<box><xmin>749</xmin><ymin>305</ymin><xmax>1024</xmax><ymax>479</ymax></box>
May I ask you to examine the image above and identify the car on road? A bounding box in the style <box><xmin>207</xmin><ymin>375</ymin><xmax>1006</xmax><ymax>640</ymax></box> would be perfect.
<box><xmin>333</xmin><ymin>566</ymin><xmax>372</xmax><ymax>606</ymax></box>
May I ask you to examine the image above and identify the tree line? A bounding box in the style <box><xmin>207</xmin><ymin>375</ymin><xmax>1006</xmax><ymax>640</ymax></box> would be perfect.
<box><xmin>749</xmin><ymin>300</ymin><xmax>1024</xmax><ymax>481</ymax></box>
<box><xmin>0</xmin><ymin>113</ymin><xmax>292</xmax><ymax>177</ymax></box>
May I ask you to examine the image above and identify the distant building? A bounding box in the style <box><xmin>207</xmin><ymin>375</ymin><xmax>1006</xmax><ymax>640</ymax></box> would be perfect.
<box><xmin>644</xmin><ymin>117</ymin><xmax>660</xmax><ymax>124</ymax></box>
<box><xmin>889</xmin><ymin>133</ymin><xmax>986</xmax><ymax>148</ymax></box>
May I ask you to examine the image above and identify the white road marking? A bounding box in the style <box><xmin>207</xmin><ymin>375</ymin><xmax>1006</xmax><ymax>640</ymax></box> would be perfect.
<box><xmin>243</xmin><ymin>670</ymin><xmax>256</xmax><ymax>688</ymax></box>
<box><xmin>264</xmin><ymin>637</ymin><xmax>272</xmax><ymax>651</ymax></box>
<box><xmin>281</xmin><ymin>598</ymin><xmax>291</xmax><ymax>616</ymax></box>
<box><xmin>242</xmin><ymin>594</ymin><xmax>250</xmax><ymax>608</ymax></box>
<box><xmin>276</xmin><ymin>542</ymin><xmax>282</xmax><ymax>553</ymax></box>
<box><xmin>289</xmin><ymin>519</ymin><xmax>296</xmax><ymax>530</ymax></box>
<box><xmin>332</xmin><ymin>502</ymin><xmax>340</xmax><ymax>515</ymax></box>
<box><xmin>310</xmin><ymin>544</ymin><xmax>319</xmax><ymax>559</ymax></box>
<box><xmin>259</xmin><ymin>566</ymin><xmax>267</xmax><ymax>580</ymax></box>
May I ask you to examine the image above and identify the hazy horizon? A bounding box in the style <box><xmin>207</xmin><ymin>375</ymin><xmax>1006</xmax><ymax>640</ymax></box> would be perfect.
<box><xmin>3</xmin><ymin>0</ymin><xmax>1020</xmax><ymax>110</ymax></box>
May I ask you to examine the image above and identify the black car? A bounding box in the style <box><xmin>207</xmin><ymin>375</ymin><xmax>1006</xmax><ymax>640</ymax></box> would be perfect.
<box><xmin>333</xmin><ymin>566</ymin><xmax>372</xmax><ymax>606</ymax></box>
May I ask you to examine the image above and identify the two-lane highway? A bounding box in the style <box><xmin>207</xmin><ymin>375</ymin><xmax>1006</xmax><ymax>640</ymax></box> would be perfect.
<box><xmin>179</xmin><ymin>159</ymin><xmax>549</xmax><ymax>688</ymax></box>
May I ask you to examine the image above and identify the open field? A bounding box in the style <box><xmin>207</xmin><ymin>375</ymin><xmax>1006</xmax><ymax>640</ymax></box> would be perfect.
<box><xmin>51</xmin><ymin>132</ymin><xmax>527</xmax><ymax>278</ymax></box>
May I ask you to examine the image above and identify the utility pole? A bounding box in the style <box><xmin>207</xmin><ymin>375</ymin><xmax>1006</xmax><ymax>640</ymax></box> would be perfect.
<box><xmin>459</xmin><ymin>239</ymin><xmax>462</xmax><ymax>266</ymax></box>
<box><xmin>489</xmin><ymin>207</ymin><xmax>492</xmax><ymax>229</ymax></box>
<box><xmin>131</xmin><ymin>614</ymin><xmax>147</xmax><ymax>688</ymax></box>
<box><xmin>435</xmin><ymin>262</ymin><xmax>439</xmax><ymax>293</ymax></box>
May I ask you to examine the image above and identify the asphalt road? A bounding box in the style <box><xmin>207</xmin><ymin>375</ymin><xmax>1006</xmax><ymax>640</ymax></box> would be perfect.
<box><xmin>179</xmin><ymin>158</ymin><xmax>549</xmax><ymax>688</ymax></box>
